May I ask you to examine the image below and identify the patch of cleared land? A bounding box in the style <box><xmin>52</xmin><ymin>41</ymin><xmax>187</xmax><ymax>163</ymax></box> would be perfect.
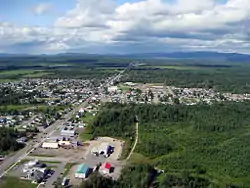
<box><xmin>0</xmin><ymin>176</ymin><xmax>36</xmax><ymax>188</ymax></box>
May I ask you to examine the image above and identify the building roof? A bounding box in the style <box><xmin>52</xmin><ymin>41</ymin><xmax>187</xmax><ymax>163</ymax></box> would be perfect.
<box><xmin>76</xmin><ymin>164</ymin><xmax>89</xmax><ymax>174</ymax></box>
<box><xmin>102</xmin><ymin>162</ymin><xmax>111</xmax><ymax>170</ymax></box>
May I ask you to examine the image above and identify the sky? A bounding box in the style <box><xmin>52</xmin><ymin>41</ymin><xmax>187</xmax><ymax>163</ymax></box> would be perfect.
<box><xmin>0</xmin><ymin>0</ymin><xmax>250</xmax><ymax>54</ymax></box>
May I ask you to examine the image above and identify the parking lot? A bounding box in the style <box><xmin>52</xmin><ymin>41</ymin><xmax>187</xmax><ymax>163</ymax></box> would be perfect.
<box><xmin>6</xmin><ymin>136</ymin><xmax>125</xmax><ymax>187</ymax></box>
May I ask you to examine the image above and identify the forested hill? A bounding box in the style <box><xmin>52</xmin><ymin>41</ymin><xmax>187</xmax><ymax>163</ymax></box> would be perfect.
<box><xmin>88</xmin><ymin>102</ymin><xmax>250</xmax><ymax>187</ymax></box>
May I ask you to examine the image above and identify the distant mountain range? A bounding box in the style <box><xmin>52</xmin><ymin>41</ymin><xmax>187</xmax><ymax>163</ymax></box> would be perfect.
<box><xmin>120</xmin><ymin>52</ymin><xmax>250</xmax><ymax>61</ymax></box>
<box><xmin>1</xmin><ymin>51</ymin><xmax>250</xmax><ymax>62</ymax></box>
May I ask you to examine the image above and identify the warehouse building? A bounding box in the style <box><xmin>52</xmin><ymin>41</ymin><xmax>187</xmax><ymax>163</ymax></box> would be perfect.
<box><xmin>75</xmin><ymin>164</ymin><xmax>90</xmax><ymax>179</ymax></box>
<box><xmin>42</xmin><ymin>142</ymin><xmax>59</xmax><ymax>149</ymax></box>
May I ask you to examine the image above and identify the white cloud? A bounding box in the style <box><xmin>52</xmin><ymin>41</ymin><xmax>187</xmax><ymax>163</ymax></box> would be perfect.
<box><xmin>1</xmin><ymin>0</ymin><xmax>250</xmax><ymax>54</ymax></box>
<box><xmin>33</xmin><ymin>3</ymin><xmax>53</xmax><ymax>15</ymax></box>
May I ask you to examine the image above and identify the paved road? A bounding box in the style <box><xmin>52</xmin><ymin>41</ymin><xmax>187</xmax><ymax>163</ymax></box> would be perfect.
<box><xmin>0</xmin><ymin>102</ymin><xmax>87</xmax><ymax>179</ymax></box>
<box><xmin>0</xmin><ymin>69</ymin><xmax>128</xmax><ymax>181</ymax></box>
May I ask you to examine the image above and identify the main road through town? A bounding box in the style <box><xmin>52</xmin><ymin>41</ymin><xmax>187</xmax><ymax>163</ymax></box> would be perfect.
<box><xmin>0</xmin><ymin>101</ymin><xmax>88</xmax><ymax>179</ymax></box>
<box><xmin>0</xmin><ymin>67</ymin><xmax>129</xmax><ymax>180</ymax></box>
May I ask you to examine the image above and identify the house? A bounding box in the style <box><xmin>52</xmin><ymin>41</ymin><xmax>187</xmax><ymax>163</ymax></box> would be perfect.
<box><xmin>75</xmin><ymin>164</ymin><xmax>90</xmax><ymax>179</ymax></box>
<box><xmin>42</xmin><ymin>142</ymin><xmax>59</xmax><ymax>149</ymax></box>
<box><xmin>100</xmin><ymin>162</ymin><xmax>112</xmax><ymax>174</ymax></box>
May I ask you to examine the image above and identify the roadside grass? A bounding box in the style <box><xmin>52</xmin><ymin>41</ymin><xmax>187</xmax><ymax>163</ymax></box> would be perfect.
<box><xmin>29</xmin><ymin>153</ymin><xmax>55</xmax><ymax>157</ymax></box>
<box><xmin>41</xmin><ymin>161</ymin><xmax>61</xmax><ymax>164</ymax></box>
<box><xmin>119</xmin><ymin>139</ymin><xmax>133</xmax><ymax>160</ymax></box>
<box><xmin>0</xmin><ymin>176</ymin><xmax>37</xmax><ymax>188</ymax></box>
<box><xmin>16</xmin><ymin>159</ymin><xmax>30</xmax><ymax>166</ymax></box>
<box><xmin>63</xmin><ymin>163</ymin><xmax>77</xmax><ymax>177</ymax></box>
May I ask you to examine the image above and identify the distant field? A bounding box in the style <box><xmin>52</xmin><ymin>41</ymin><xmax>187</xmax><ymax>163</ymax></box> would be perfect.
<box><xmin>0</xmin><ymin>70</ymin><xmax>35</xmax><ymax>76</ymax></box>
<box><xmin>143</xmin><ymin>65</ymin><xmax>216</xmax><ymax>70</ymax></box>
<box><xmin>0</xmin><ymin>70</ymin><xmax>52</xmax><ymax>79</ymax></box>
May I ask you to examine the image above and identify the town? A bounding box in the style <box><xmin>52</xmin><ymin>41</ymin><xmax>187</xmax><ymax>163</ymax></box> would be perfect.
<box><xmin>1</xmin><ymin>73</ymin><xmax>250</xmax><ymax>188</ymax></box>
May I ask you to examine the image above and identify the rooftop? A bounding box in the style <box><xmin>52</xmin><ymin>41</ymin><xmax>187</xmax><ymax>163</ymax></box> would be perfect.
<box><xmin>76</xmin><ymin>164</ymin><xmax>89</xmax><ymax>174</ymax></box>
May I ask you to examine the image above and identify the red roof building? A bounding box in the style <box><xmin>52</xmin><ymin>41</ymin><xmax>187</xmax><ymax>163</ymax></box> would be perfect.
<box><xmin>100</xmin><ymin>162</ymin><xmax>111</xmax><ymax>174</ymax></box>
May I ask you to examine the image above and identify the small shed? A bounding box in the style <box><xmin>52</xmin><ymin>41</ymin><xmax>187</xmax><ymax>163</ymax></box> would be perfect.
<box><xmin>75</xmin><ymin>164</ymin><xmax>90</xmax><ymax>179</ymax></box>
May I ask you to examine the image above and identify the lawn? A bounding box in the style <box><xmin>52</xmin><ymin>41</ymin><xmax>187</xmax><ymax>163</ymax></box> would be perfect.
<box><xmin>29</xmin><ymin>153</ymin><xmax>55</xmax><ymax>157</ymax></box>
<box><xmin>0</xmin><ymin>176</ymin><xmax>37</xmax><ymax>188</ymax></box>
<box><xmin>63</xmin><ymin>163</ymin><xmax>77</xmax><ymax>177</ymax></box>
<box><xmin>117</xmin><ymin>84</ymin><xmax>130</xmax><ymax>92</ymax></box>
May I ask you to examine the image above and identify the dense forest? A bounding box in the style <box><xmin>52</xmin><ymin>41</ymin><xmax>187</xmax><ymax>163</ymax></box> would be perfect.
<box><xmin>89</xmin><ymin>102</ymin><xmax>250</xmax><ymax>187</ymax></box>
<box><xmin>0</xmin><ymin>128</ymin><xmax>24</xmax><ymax>155</ymax></box>
<box><xmin>121</xmin><ymin>67</ymin><xmax>250</xmax><ymax>93</ymax></box>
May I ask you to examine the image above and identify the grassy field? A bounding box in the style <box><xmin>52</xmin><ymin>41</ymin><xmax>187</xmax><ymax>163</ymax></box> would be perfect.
<box><xmin>117</xmin><ymin>84</ymin><xmax>130</xmax><ymax>92</ymax></box>
<box><xmin>79</xmin><ymin>112</ymin><xmax>95</xmax><ymax>141</ymax></box>
<box><xmin>0</xmin><ymin>176</ymin><xmax>37</xmax><ymax>188</ymax></box>
<box><xmin>0</xmin><ymin>69</ymin><xmax>52</xmax><ymax>79</ymax></box>
<box><xmin>63</xmin><ymin>163</ymin><xmax>77</xmax><ymax>177</ymax></box>
<box><xmin>0</xmin><ymin>104</ymin><xmax>35</xmax><ymax>111</ymax></box>
<box><xmin>0</xmin><ymin>70</ymin><xmax>36</xmax><ymax>76</ymax></box>
<box><xmin>143</xmin><ymin>65</ymin><xmax>213</xmax><ymax>70</ymax></box>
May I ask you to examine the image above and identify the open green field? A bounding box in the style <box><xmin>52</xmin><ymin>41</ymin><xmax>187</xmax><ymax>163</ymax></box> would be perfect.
<box><xmin>0</xmin><ymin>69</ymin><xmax>52</xmax><ymax>80</ymax></box>
<box><xmin>142</xmin><ymin>65</ymin><xmax>207</xmax><ymax>70</ymax></box>
<box><xmin>0</xmin><ymin>176</ymin><xmax>37</xmax><ymax>188</ymax></box>
<box><xmin>0</xmin><ymin>70</ymin><xmax>35</xmax><ymax>76</ymax></box>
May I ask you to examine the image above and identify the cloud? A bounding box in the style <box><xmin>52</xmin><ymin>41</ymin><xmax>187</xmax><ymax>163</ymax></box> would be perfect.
<box><xmin>1</xmin><ymin>0</ymin><xmax>250</xmax><ymax>54</ymax></box>
<box><xmin>33</xmin><ymin>3</ymin><xmax>53</xmax><ymax>15</ymax></box>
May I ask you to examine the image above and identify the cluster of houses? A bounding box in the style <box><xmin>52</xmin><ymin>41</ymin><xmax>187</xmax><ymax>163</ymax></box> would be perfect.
<box><xmin>101</xmin><ymin>82</ymin><xmax>250</xmax><ymax>105</ymax></box>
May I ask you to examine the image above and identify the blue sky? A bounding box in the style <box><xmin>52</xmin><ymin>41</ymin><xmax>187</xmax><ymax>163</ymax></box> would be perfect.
<box><xmin>0</xmin><ymin>0</ymin><xmax>250</xmax><ymax>54</ymax></box>
<box><xmin>0</xmin><ymin>0</ymin><xmax>76</xmax><ymax>26</ymax></box>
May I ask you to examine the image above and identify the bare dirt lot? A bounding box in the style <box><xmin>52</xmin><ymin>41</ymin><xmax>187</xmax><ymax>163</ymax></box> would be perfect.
<box><xmin>65</xmin><ymin>137</ymin><xmax>125</xmax><ymax>185</ymax></box>
<box><xmin>84</xmin><ymin>137</ymin><xmax>124</xmax><ymax>160</ymax></box>
<box><xmin>29</xmin><ymin>145</ymin><xmax>88</xmax><ymax>163</ymax></box>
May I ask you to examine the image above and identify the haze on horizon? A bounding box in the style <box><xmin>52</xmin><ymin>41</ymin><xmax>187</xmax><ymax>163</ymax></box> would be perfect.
<box><xmin>0</xmin><ymin>0</ymin><xmax>249</xmax><ymax>54</ymax></box>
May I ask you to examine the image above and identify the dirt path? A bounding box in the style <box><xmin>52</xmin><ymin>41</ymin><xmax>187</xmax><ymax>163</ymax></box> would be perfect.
<box><xmin>126</xmin><ymin>121</ymin><xmax>139</xmax><ymax>160</ymax></box>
